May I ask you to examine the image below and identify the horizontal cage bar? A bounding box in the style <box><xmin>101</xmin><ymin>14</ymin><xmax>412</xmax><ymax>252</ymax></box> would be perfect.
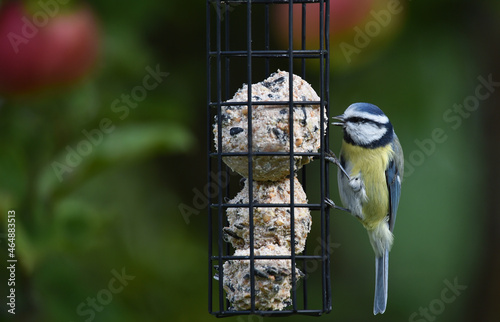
<box><xmin>210</xmin><ymin>203</ymin><xmax>322</xmax><ymax>208</ymax></box>
<box><xmin>209</xmin><ymin>151</ymin><xmax>322</xmax><ymax>156</ymax></box>
<box><xmin>209</xmin><ymin>50</ymin><xmax>327</xmax><ymax>58</ymax></box>
<box><xmin>209</xmin><ymin>100</ymin><xmax>323</xmax><ymax>106</ymax></box>
<box><xmin>208</xmin><ymin>0</ymin><xmax>323</xmax><ymax>4</ymax></box>
<box><xmin>212</xmin><ymin>255</ymin><xmax>324</xmax><ymax>260</ymax></box>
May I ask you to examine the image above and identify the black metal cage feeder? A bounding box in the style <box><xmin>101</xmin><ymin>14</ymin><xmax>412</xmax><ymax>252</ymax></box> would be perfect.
<box><xmin>207</xmin><ymin>0</ymin><xmax>331</xmax><ymax>317</ymax></box>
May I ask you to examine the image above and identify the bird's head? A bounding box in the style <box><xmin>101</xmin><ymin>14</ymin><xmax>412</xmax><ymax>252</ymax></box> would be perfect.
<box><xmin>333</xmin><ymin>103</ymin><xmax>394</xmax><ymax>148</ymax></box>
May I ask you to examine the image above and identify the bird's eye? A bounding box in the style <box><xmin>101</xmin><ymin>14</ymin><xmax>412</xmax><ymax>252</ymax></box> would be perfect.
<box><xmin>349</xmin><ymin>117</ymin><xmax>365</xmax><ymax>123</ymax></box>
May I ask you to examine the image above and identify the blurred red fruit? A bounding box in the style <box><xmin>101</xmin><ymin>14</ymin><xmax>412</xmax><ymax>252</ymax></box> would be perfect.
<box><xmin>0</xmin><ymin>1</ymin><xmax>100</xmax><ymax>94</ymax></box>
<box><xmin>327</xmin><ymin>0</ymin><xmax>375</xmax><ymax>34</ymax></box>
<box><xmin>273</xmin><ymin>0</ymin><xmax>405</xmax><ymax>68</ymax></box>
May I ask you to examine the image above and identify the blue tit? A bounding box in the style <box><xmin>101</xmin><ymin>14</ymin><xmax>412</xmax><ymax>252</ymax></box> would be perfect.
<box><xmin>329</xmin><ymin>102</ymin><xmax>404</xmax><ymax>315</ymax></box>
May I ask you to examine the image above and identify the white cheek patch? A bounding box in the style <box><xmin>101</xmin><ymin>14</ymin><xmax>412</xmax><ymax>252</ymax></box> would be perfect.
<box><xmin>346</xmin><ymin>123</ymin><xmax>386</xmax><ymax>145</ymax></box>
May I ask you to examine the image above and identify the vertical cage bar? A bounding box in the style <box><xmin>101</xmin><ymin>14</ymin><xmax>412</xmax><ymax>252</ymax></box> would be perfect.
<box><xmin>300</xmin><ymin>1</ymin><xmax>308</xmax><ymax>310</ymax></box>
<box><xmin>223</xmin><ymin>0</ymin><xmax>230</xmax><ymax>258</ymax></box>
<box><xmin>246</xmin><ymin>0</ymin><xmax>256</xmax><ymax>314</ymax></box>
<box><xmin>216</xmin><ymin>0</ymin><xmax>225</xmax><ymax>312</ymax></box>
<box><xmin>319</xmin><ymin>0</ymin><xmax>332</xmax><ymax>313</ymax></box>
<box><xmin>206</xmin><ymin>0</ymin><xmax>213</xmax><ymax>314</ymax></box>
<box><xmin>319</xmin><ymin>0</ymin><xmax>326</xmax><ymax>312</ymax></box>
<box><xmin>324</xmin><ymin>0</ymin><xmax>332</xmax><ymax>312</ymax></box>
<box><xmin>224</xmin><ymin>2</ymin><xmax>231</xmax><ymax>102</ymax></box>
<box><xmin>223</xmin><ymin>3</ymin><xmax>232</xmax><ymax>311</ymax></box>
<box><xmin>287</xmin><ymin>0</ymin><xmax>297</xmax><ymax>313</ymax></box>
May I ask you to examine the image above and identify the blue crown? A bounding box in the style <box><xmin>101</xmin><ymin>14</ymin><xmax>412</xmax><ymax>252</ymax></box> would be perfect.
<box><xmin>348</xmin><ymin>102</ymin><xmax>386</xmax><ymax>116</ymax></box>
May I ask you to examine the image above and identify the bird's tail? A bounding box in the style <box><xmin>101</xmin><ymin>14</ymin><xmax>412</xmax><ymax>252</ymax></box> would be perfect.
<box><xmin>373</xmin><ymin>249</ymin><xmax>389</xmax><ymax>315</ymax></box>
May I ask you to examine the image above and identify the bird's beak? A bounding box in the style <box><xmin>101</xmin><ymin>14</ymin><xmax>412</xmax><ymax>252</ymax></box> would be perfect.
<box><xmin>331</xmin><ymin>114</ymin><xmax>345</xmax><ymax>127</ymax></box>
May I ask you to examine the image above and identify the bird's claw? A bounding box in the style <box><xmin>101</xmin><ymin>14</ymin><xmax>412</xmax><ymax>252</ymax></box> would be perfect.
<box><xmin>326</xmin><ymin>150</ymin><xmax>351</xmax><ymax>180</ymax></box>
<box><xmin>325</xmin><ymin>198</ymin><xmax>351</xmax><ymax>213</ymax></box>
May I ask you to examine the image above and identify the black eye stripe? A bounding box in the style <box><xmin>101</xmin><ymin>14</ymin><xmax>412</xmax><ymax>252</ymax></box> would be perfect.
<box><xmin>348</xmin><ymin>117</ymin><xmax>369</xmax><ymax>124</ymax></box>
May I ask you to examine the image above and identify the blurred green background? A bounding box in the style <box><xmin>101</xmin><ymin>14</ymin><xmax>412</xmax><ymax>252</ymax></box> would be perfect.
<box><xmin>0</xmin><ymin>0</ymin><xmax>499</xmax><ymax>321</ymax></box>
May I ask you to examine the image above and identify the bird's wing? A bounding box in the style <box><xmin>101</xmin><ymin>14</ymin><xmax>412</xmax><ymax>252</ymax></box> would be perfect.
<box><xmin>386</xmin><ymin>134</ymin><xmax>403</xmax><ymax>232</ymax></box>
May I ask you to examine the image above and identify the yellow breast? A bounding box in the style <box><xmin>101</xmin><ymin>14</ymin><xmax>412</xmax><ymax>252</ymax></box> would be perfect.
<box><xmin>341</xmin><ymin>141</ymin><xmax>394</xmax><ymax>230</ymax></box>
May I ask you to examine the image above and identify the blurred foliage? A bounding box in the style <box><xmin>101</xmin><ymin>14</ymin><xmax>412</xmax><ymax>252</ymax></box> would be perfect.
<box><xmin>0</xmin><ymin>0</ymin><xmax>499</xmax><ymax>321</ymax></box>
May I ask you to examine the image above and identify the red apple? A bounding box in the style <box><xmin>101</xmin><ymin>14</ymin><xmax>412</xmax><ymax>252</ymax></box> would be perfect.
<box><xmin>0</xmin><ymin>1</ymin><xmax>100</xmax><ymax>94</ymax></box>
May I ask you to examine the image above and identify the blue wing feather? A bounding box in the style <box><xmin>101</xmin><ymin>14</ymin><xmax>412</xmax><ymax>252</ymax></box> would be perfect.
<box><xmin>373</xmin><ymin>135</ymin><xmax>402</xmax><ymax>315</ymax></box>
<box><xmin>386</xmin><ymin>135</ymin><xmax>403</xmax><ymax>232</ymax></box>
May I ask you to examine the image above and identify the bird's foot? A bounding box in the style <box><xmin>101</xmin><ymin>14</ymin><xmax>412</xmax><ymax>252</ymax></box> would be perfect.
<box><xmin>325</xmin><ymin>198</ymin><xmax>351</xmax><ymax>213</ymax></box>
<box><xmin>326</xmin><ymin>150</ymin><xmax>351</xmax><ymax>180</ymax></box>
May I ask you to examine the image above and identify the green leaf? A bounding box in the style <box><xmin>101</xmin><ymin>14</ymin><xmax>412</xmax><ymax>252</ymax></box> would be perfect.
<box><xmin>36</xmin><ymin>122</ymin><xmax>195</xmax><ymax>201</ymax></box>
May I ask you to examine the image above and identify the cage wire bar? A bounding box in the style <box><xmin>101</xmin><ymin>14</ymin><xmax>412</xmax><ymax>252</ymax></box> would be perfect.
<box><xmin>207</xmin><ymin>0</ymin><xmax>331</xmax><ymax>317</ymax></box>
